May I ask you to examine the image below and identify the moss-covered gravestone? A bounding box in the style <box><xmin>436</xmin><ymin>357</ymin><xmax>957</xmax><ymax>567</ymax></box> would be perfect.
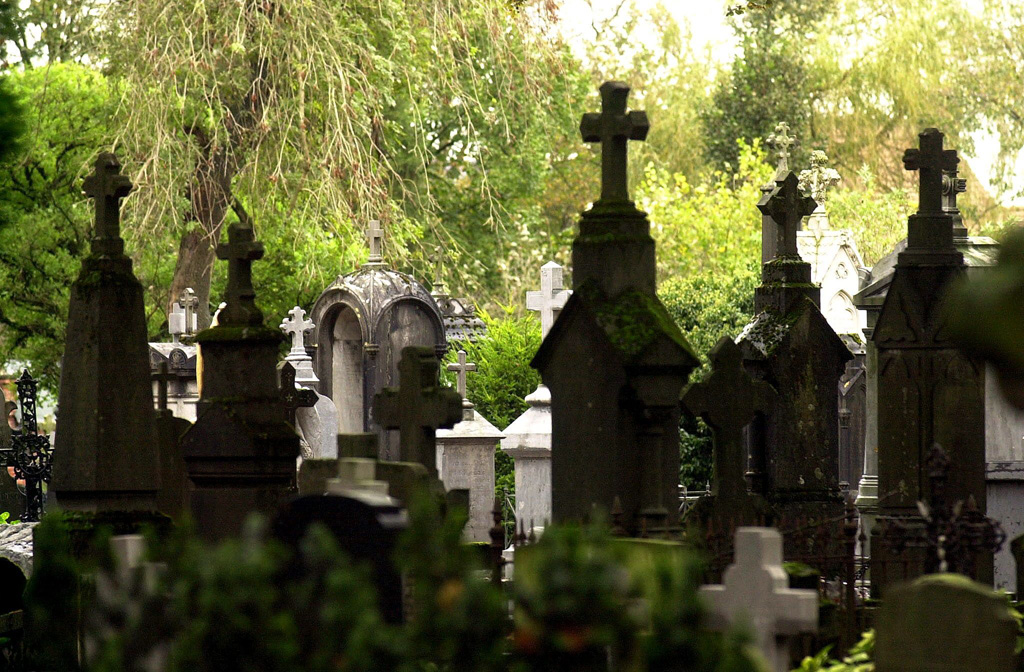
<box><xmin>872</xmin><ymin>129</ymin><xmax>990</xmax><ymax>590</ymax></box>
<box><xmin>735</xmin><ymin>147</ymin><xmax>851</xmax><ymax>553</ymax></box>
<box><xmin>532</xmin><ymin>82</ymin><xmax>699</xmax><ymax>535</ymax></box>
<box><xmin>51</xmin><ymin>154</ymin><xmax>160</xmax><ymax>513</ymax></box>
<box><xmin>180</xmin><ymin>223</ymin><xmax>300</xmax><ymax>540</ymax></box>
<box><xmin>875</xmin><ymin>574</ymin><xmax>1016</xmax><ymax>672</ymax></box>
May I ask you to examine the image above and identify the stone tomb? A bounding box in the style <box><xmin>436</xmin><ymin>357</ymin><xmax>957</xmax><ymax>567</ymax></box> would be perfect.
<box><xmin>309</xmin><ymin>221</ymin><xmax>447</xmax><ymax>460</ymax></box>
<box><xmin>533</xmin><ymin>81</ymin><xmax>698</xmax><ymax>534</ymax></box>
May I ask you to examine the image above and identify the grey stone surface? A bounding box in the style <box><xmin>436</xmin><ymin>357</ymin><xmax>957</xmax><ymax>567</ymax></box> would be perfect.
<box><xmin>52</xmin><ymin>153</ymin><xmax>159</xmax><ymax>512</ymax></box>
<box><xmin>700</xmin><ymin>527</ymin><xmax>818</xmax><ymax>672</ymax></box>
<box><xmin>533</xmin><ymin>81</ymin><xmax>698</xmax><ymax>534</ymax></box>
<box><xmin>502</xmin><ymin>384</ymin><xmax>553</xmax><ymax>532</ymax></box>
<box><xmin>437</xmin><ymin>351</ymin><xmax>502</xmax><ymax>542</ymax></box>
<box><xmin>373</xmin><ymin>346</ymin><xmax>462</xmax><ymax>477</ymax></box>
<box><xmin>309</xmin><ymin>221</ymin><xmax>447</xmax><ymax>460</ymax></box>
<box><xmin>298</xmin><ymin>458</ymin><xmax>340</xmax><ymax>495</ymax></box>
<box><xmin>148</xmin><ymin>342</ymin><xmax>198</xmax><ymax>422</ymax></box>
<box><xmin>875</xmin><ymin>574</ymin><xmax>1015</xmax><ymax>672</ymax></box>
<box><xmin>153</xmin><ymin>364</ymin><xmax>191</xmax><ymax>520</ymax></box>
<box><xmin>180</xmin><ymin>223</ymin><xmax>299</xmax><ymax>541</ymax></box>
<box><xmin>0</xmin><ymin>522</ymin><xmax>36</xmax><ymax>577</ymax></box>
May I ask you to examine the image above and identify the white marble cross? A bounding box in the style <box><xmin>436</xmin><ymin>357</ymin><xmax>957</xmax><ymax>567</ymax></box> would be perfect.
<box><xmin>446</xmin><ymin>349</ymin><xmax>477</xmax><ymax>399</ymax></box>
<box><xmin>366</xmin><ymin>220</ymin><xmax>384</xmax><ymax>264</ymax></box>
<box><xmin>699</xmin><ymin>527</ymin><xmax>818</xmax><ymax>672</ymax></box>
<box><xmin>526</xmin><ymin>261</ymin><xmax>571</xmax><ymax>338</ymax></box>
<box><xmin>280</xmin><ymin>306</ymin><xmax>315</xmax><ymax>357</ymax></box>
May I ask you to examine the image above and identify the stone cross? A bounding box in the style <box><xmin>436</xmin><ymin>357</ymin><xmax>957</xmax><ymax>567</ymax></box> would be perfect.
<box><xmin>366</xmin><ymin>220</ymin><xmax>384</xmax><ymax>264</ymax></box>
<box><xmin>82</xmin><ymin>152</ymin><xmax>133</xmax><ymax>257</ymax></box>
<box><xmin>682</xmin><ymin>337</ymin><xmax>777</xmax><ymax>499</ymax></box>
<box><xmin>903</xmin><ymin>128</ymin><xmax>959</xmax><ymax>216</ymax></box>
<box><xmin>526</xmin><ymin>261</ymin><xmax>571</xmax><ymax>337</ymax></box>
<box><xmin>280</xmin><ymin>306</ymin><xmax>315</xmax><ymax>357</ymax></box>
<box><xmin>579</xmin><ymin>81</ymin><xmax>649</xmax><ymax>204</ymax></box>
<box><xmin>152</xmin><ymin>362</ymin><xmax>176</xmax><ymax>412</ymax></box>
<box><xmin>767</xmin><ymin>122</ymin><xmax>795</xmax><ymax>173</ymax></box>
<box><xmin>700</xmin><ymin>527</ymin><xmax>819</xmax><ymax>672</ymax></box>
<box><xmin>279</xmin><ymin>361</ymin><xmax>317</xmax><ymax>427</ymax></box>
<box><xmin>757</xmin><ymin>172</ymin><xmax>817</xmax><ymax>258</ymax></box>
<box><xmin>373</xmin><ymin>346</ymin><xmax>462</xmax><ymax>476</ymax></box>
<box><xmin>446</xmin><ymin>350</ymin><xmax>477</xmax><ymax>399</ymax></box>
<box><xmin>180</xmin><ymin>287</ymin><xmax>198</xmax><ymax>333</ymax></box>
<box><xmin>797</xmin><ymin>150</ymin><xmax>841</xmax><ymax>210</ymax></box>
<box><xmin>216</xmin><ymin>224</ymin><xmax>265</xmax><ymax>327</ymax></box>
<box><xmin>431</xmin><ymin>249</ymin><xmax>447</xmax><ymax>296</ymax></box>
<box><xmin>168</xmin><ymin>302</ymin><xmax>186</xmax><ymax>343</ymax></box>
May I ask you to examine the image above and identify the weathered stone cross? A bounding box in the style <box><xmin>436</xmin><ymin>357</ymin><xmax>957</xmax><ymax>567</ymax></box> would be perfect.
<box><xmin>943</xmin><ymin>166</ymin><xmax>968</xmax><ymax>238</ymax></box>
<box><xmin>278</xmin><ymin>361</ymin><xmax>317</xmax><ymax>427</ymax></box>
<box><xmin>526</xmin><ymin>261</ymin><xmax>571</xmax><ymax>338</ymax></box>
<box><xmin>903</xmin><ymin>128</ymin><xmax>959</xmax><ymax>216</ymax></box>
<box><xmin>366</xmin><ymin>219</ymin><xmax>384</xmax><ymax>264</ymax></box>
<box><xmin>279</xmin><ymin>306</ymin><xmax>315</xmax><ymax>357</ymax></box>
<box><xmin>682</xmin><ymin>337</ymin><xmax>777</xmax><ymax>500</ymax></box>
<box><xmin>216</xmin><ymin>224</ymin><xmax>265</xmax><ymax>327</ymax></box>
<box><xmin>446</xmin><ymin>349</ymin><xmax>477</xmax><ymax>399</ymax></box>
<box><xmin>82</xmin><ymin>152</ymin><xmax>133</xmax><ymax>257</ymax></box>
<box><xmin>152</xmin><ymin>362</ymin><xmax>177</xmax><ymax>412</ymax></box>
<box><xmin>767</xmin><ymin>121</ymin><xmax>795</xmax><ymax>173</ymax></box>
<box><xmin>757</xmin><ymin>172</ymin><xmax>817</xmax><ymax>258</ymax></box>
<box><xmin>373</xmin><ymin>346</ymin><xmax>462</xmax><ymax>476</ymax></box>
<box><xmin>579</xmin><ymin>81</ymin><xmax>649</xmax><ymax>204</ymax></box>
<box><xmin>700</xmin><ymin>527</ymin><xmax>819</xmax><ymax>672</ymax></box>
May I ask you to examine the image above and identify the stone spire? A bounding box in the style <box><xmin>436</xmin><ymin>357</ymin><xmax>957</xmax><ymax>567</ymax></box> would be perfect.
<box><xmin>52</xmin><ymin>153</ymin><xmax>160</xmax><ymax>512</ymax></box>
<box><xmin>755</xmin><ymin>172</ymin><xmax>819</xmax><ymax>316</ymax></box>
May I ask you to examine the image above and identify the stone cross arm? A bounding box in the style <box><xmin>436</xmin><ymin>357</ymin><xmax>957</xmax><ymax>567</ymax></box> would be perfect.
<box><xmin>527</xmin><ymin>261</ymin><xmax>571</xmax><ymax>338</ymax></box>
<box><xmin>767</xmin><ymin>122</ymin><xmax>795</xmax><ymax>173</ymax></box>
<box><xmin>280</xmin><ymin>306</ymin><xmax>315</xmax><ymax>354</ymax></box>
<box><xmin>903</xmin><ymin>128</ymin><xmax>959</xmax><ymax>216</ymax></box>
<box><xmin>757</xmin><ymin>172</ymin><xmax>817</xmax><ymax>258</ymax></box>
<box><xmin>216</xmin><ymin>225</ymin><xmax>265</xmax><ymax>327</ymax></box>
<box><xmin>82</xmin><ymin>152</ymin><xmax>133</xmax><ymax>255</ymax></box>
<box><xmin>279</xmin><ymin>362</ymin><xmax>317</xmax><ymax>426</ymax></box>
<box><xmin>446</xmin><ymin>350</ymin><xmax>477</xmax><ymax>399</ymax></box>
<box><xmin>366</xmin><ymin>220</ymin><xmax>384</xmax><ymax>263</ymax></box>
<box><xmin>580</xmin><ymin>81</ymin><xmax>649</xmax><ymax>204</ymax></box>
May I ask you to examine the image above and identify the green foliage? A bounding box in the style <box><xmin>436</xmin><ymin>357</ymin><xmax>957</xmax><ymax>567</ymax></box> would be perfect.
<box><xmin>827</xmin><ymin>167</ymin><xmax>912</xmax><ymax>267</ymax></box>
<box><xmin>792</xmin><ymin>630</ymin><xmax>874</xmax><ymax>672</ymax></box>
<box><xmin>0</xmin><ymin>511</ymin><xmax>11</xmax><ymax>524</ymax></box>
<box><xmin>23</xmin><ymin>515</ymin><xmax>80</xmax><ymax>670</ymax></box>
<box><xmin>0</xmin><ymin>63</ymin><xmax>114</xmax><ymax>388</ymax></box>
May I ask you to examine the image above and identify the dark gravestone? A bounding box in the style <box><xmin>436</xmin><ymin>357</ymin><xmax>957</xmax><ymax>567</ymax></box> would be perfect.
<box><xmin>838</xmin><ymin>345</ymin><xmax>867</xmax><ymax>493</ymax></box>
<box><xmin>872</xmin><ymin>128</ymin><xmax>989</xmax><ymax>590</ymax></box>
<box><xmin>1012</xmin><ymin>533</ymin><xmax>1024</xmax><ymax>599</ymax></box>
<box><xmin>372</xmin><ymin>346</ymin><xmax>461</xmax><ymax>477</ymax></box>
<box><xmin>52</xmin><ymin>153</ymin><xmax>160</xmax><ymax>512</ymax></box>
<box><xmin>272</xmin><ymin>493</ymin><xmax>407</xmax><ymax>622</ymax></box>
<box><xmin>682</xmin><ymin>337</ymin><xmax>776</xmax><ymax>528</ymax></box>
<box><xmin>180</xmin><ymin>223</ymin><xmax>300</xmax><ymax>541</ymax></box>
<box><xmin>533</xmin><ymin>82</ymin><xmax>699</xmax><ymax>535</ymax></box>
<box><xmin>736</xmin><ymin>165</ymin><xmax>851</xmax><ymax>535</ymax></box>
<box><xmin>153</xmin><ymin>363</ymin><xmax>191</xmax><ymax>519</ymax></box>
<box><xmin>8</xmin><ymin>372</ymin><xmax>53</xmax><ymax>522</ymax></box>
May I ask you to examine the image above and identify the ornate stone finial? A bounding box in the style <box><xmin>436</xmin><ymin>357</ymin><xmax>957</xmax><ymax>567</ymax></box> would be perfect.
<box><xmin>82</xmin><ymin>152</ymin><xmax>133</xmax><ymax>257</ymax></box>
<box><xmin>757</xmin><ymin>172</ymin><xmax>817</xmax><ymax>258</ymax></box>
<box><xmin>903</xmin><ymin>128</ymin><xmax>959</xmax><ymax>217</ymax></box>
<box><xmin>943</xmin><ymin>167</ymin><xmax>969</xmax><ymax>239</ymax></box>
<box><xmin>216</xmin><ymin>225</ymin><xmax>265</xmax><ymax>327</ymax></box>
<box><xmin>366</xmin><ymin>220</ymin><xmax>384</xmax><ymax>265</ymax></box>
<box><xmin>767</xmin><ymin>122</ymin><xmax>796</xmax><ymax>173</ymax></box>
<box><xmin>579</xmin><ymin>81</ymin><xmax>649</xmax><ymax>206</ymax></box>
<box><xmin>798</xmin><ymin>150</ymin><xmax>841</xmax><ymax>213</ymax></box>
<box><xmin>526</xmin><ymin>261</ymin><xmax>570</xmax><ymax>338</ymax></box>
<box><xmin>280</xmin><ymin>306</ymin><xmax>315</xmax><ymax>357</ymax></box>
<box><xmin>446</xmin><ymin>349</ymin><xmax>477</xmax><ymax>401</ymax></box>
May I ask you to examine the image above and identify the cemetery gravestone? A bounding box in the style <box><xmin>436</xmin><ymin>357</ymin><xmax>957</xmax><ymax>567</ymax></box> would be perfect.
<box><xmin>152</xmin><ymin>363</ymin><xmax>191</xmax><ymax>519</ymax></box>
<box><xmin>874</xmin><ymin>574</ymin><xmax>1015</xmax><ymax>672</ymax></box>
<box><xmin>52</xmin><ymin>153</ymin><xmax>160</xmax><ymax>513</ymax></box>
<box><xmin>373</xmin><ymin>345</ymin><xmax>462</xmax><ymax>478</ymax></box>
<box><xmin>870</xmin><ymin>128</ymin><xmax>990</xmax><ymax>589</ymax></box>
<box><xmin>502</xmin><ymin>261</ymin><xmax>571</xmax><ymax>532</ymax></box>
<box><xmin>436</xmin><ymin>350</ymin><xmax>503</xmax><ymax>541</ymax></box>
<box><xmin>735</xmin><ymin>144</ymin><xmax>850</xmax><ymax>549</ymax></box>
<box><xmin>700</xmin><ymin>527</ymin><xmax>818</xmax><ymax>672</ymax></box>
<box><xmin>309</xmin><ymin>220</ymin><xmax>447</xmax><ymax>457</ymax></box>
<box><xmin>179</xmin><ymin>223</ymin><xmax>300</xmax><ymax>540</ymax></box>
<box><xmin>533</xmin><ymin>81</ymin><xmax>699</xmax><ymax>534</ymax></box>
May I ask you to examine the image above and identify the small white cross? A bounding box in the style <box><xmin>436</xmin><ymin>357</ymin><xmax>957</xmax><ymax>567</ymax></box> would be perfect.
<box><xmin>526</xmin><ymin>261</ymin><xmax>571</xmax><ymax>338</ymax></box>
<box><xmin>446</xmin><ymin>349</ymin><xmax>477</xmax><ymax>399</ymax></box>
<box><xmin>366</xmin><ymin>220</ymin><xmax>384</xmax><ymax>263</ymax></box>
<box><xmin>280</xmin><ymin>306</ymin><xmax>315</xmax><ymax>356</ymax></box>
<box><xmin>168</xmin><ymin>302</ymin><xmax>186</xmax><ymax>343</ymax></box>
<box><xmin>700</xmin><ymin>527</ymin><xmax>818</xmax><ymax>672</ymax></box>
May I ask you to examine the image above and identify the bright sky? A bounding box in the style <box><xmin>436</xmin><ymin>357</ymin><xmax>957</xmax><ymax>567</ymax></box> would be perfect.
<box><xmin>557</xmin><ymin>0</ymin><xmax>1022</xmax><ymax>205</ymax></box>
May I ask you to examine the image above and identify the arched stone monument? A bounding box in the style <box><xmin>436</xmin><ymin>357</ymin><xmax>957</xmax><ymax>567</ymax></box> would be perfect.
<box><xmin>309</xmin><ymin>221</ymin><xmax>447</xmax><ymax>460</ymax></box>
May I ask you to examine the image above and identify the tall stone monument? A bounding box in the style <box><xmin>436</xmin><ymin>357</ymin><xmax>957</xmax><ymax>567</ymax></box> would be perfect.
<box><xmin>501</xmin><ymin>261</ymin><xmax>570</xmax><ymax>532</ymax></box>
<box><xmin>179</xmin><ymin>223</ymin><xmax>300</xmax><ymax>540</ymax></box>
<box><xmin>52</xmin><ymin>153</ymin><xmax>160</xmax><ymax>512</ymax></box>
<box><xmin>532</xmin><ymin>81</ymin><xmax>699</xmax><ymax>534</ymax></box>
<box><xmin>870</xmin><ymin>128</ymin><xmax>990</xmax><ymax>587</ymax></box>
<box><xmin>735</xmin><ymin>148</ymin><xmax>851</xmax><ymax>537</ymax></box>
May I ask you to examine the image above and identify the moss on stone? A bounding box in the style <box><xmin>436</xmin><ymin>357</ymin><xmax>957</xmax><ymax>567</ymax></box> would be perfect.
<box><xmin>586</xmin><ymin>288</ymin><xmax>697</xmax><ymax>362</ymax></box>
